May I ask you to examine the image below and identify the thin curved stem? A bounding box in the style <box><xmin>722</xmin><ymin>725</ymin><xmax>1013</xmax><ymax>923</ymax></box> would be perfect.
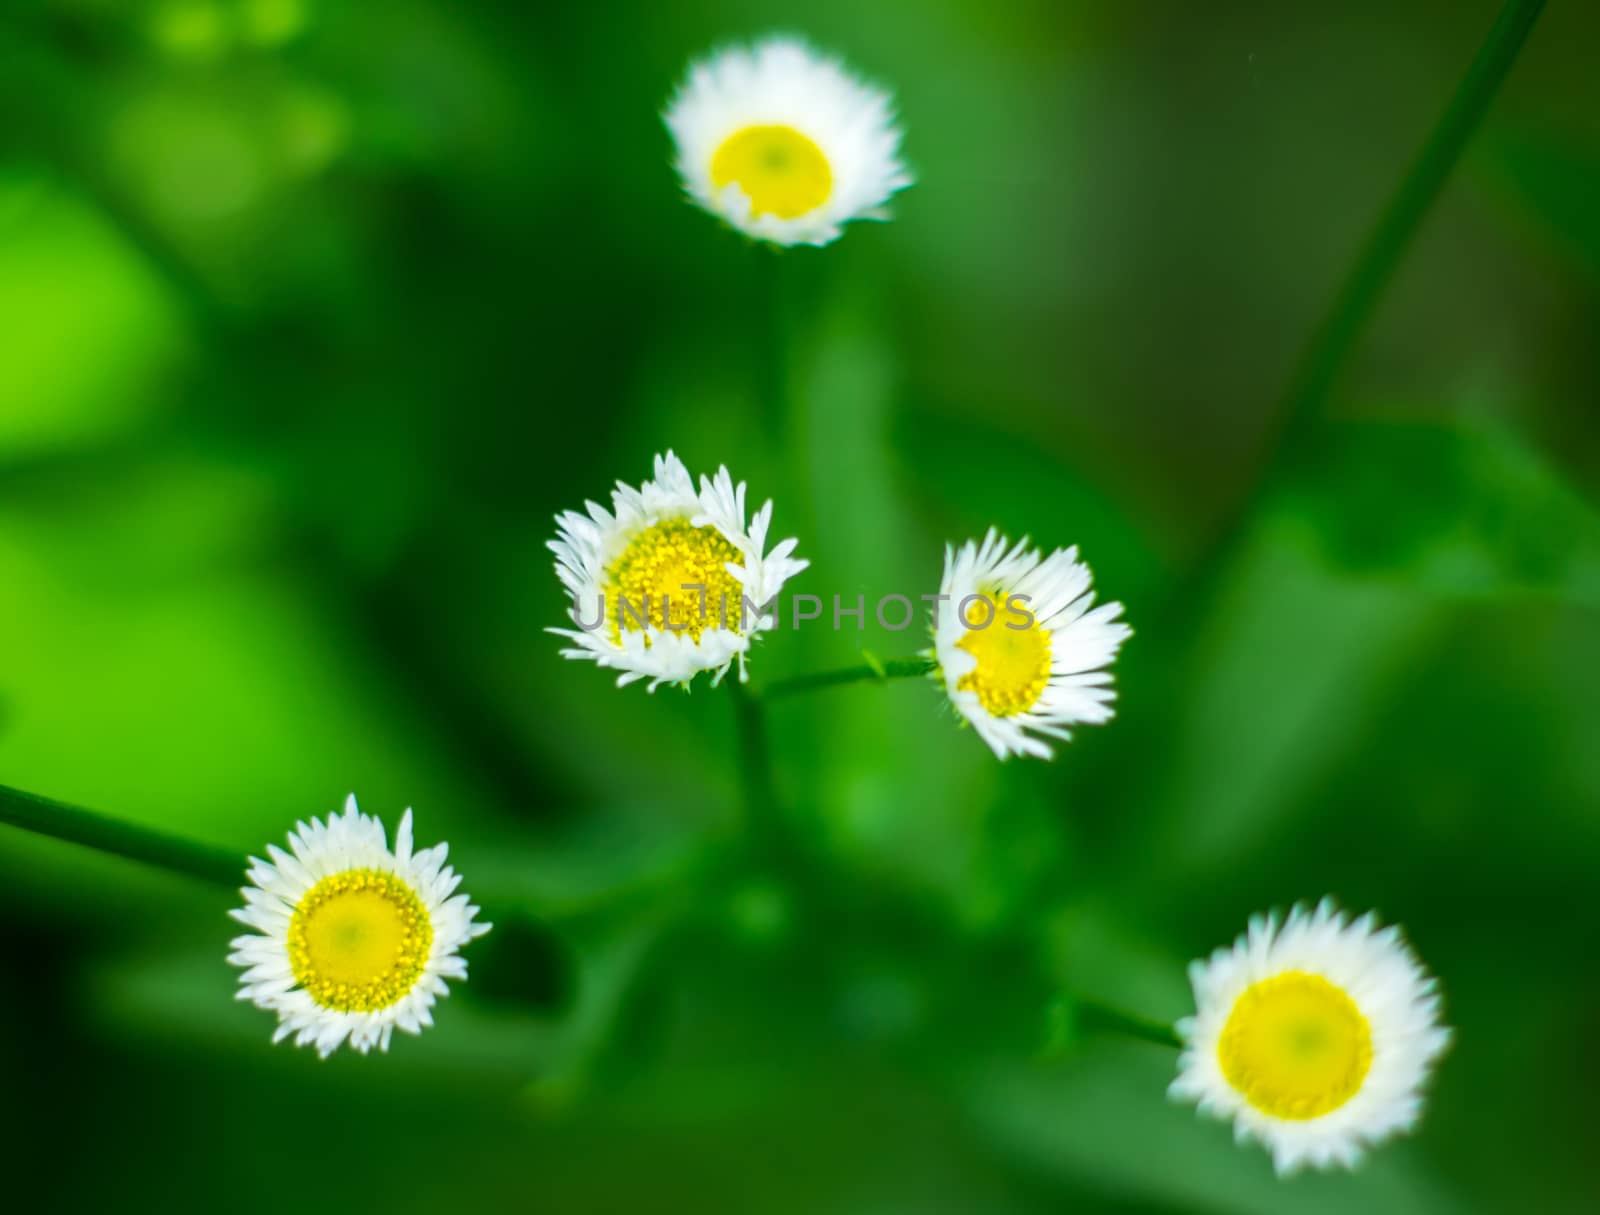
<box><xmin>0</xmin><ymin>783</ymin><xmax>665</xmax><ymax>930</ymax></box>
<box><xmin>0</xmin><ymin>783</ymin><xmax>239</xmax><ymax>888</ymax></box>
<box><xmin>761</xmin><ymin>655</ymin><xmax>935</xmax><ymax>701</ymax></box>
<box><xmin>729</xmin><ymin>678</ymin><xmax>780</xmax><ymax>823</ymax></box>
<box><xmin>757</xmin><ymin>246</ymin><xmax>792</xmax><ymax>439</ymax></box>
<box><xmin>1075</xmin><ymin>998</ymin><xmax>1183</xmax><ymax>1050</ymax></box>
<box><xmin>1223</xmin><ymin>0</ymin><xmax>1547</xmax><ymax>542</ymax></box>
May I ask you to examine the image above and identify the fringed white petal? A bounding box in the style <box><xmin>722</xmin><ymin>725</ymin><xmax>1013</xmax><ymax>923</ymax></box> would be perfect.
<box><xmin>664</xmin><ymin>36</ymin><xmax>912</xmax><ymax>247</ymax></box>
<box><xmin>931</xmin><ymin>528</ymin><xmax>1130</xmax><ymax>760</ymax></box>
<box><xmin>225</xmin><ymin>795</ymin><xmax>492</xmax><ymax>1058</ymax></box>
<box><xmin>549</xmin><ymin>450</ymin><xmax>807</xmax><ymax>690</ymax></box>
<box><xmin>1171</xmin><ymin>900</ymin><xmax>1452</xmax><ymax>1175</ymax></box>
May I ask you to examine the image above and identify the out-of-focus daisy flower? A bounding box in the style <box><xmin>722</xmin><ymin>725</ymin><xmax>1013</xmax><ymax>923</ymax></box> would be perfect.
<box><xmin>663</xmin><ymin>35</ymin><xmax>911</xmax><ymax>247</ymax></box>
<box><xmin>550</xmin><ymin>450</ymin><xmax>807</xmax><ymax>690</ymax></box>
<box><xmin>1170</xmin><ymin>899</ymin><xmax>1452</xmax><ymax>1176</ymax></box>
<box><xmin>228</xmin><ymin>796</ymin><xmax>490</xmax><ymax>1058</ymax></box>
<box><xmin>930</xmin><ymin>529</ymin><xmax>1130</xmax><ymax>760</ymax></box>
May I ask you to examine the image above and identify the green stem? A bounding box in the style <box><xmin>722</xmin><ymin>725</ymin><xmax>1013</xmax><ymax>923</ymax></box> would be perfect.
<box><xmin>1242</xmin><ymin>0</ymin><xmax>1546</xmax><ymax>512</ymax></box>
<box><xmin>761</xmin><ymin>656</ymin><xmax>935</xmax><ymax>701</ymax></box>
<box><xmin>729</xmin><ymin>678</ymin><xmax>780</xmax><ymax>832</ymax></box>
<box><xmin>757</xmin><ymin>247</ymin><xmax>791</xmax><ymax>438</ymax></box>
<box><xmin>0</xmin><ymin>783</ymin><xmax>239</xmax><ymax>888</ymax></box>
<box><xmin>1075</xmin><ymin>998</ymin><xmax>1184</xmax><ymax>1050</ymax></box>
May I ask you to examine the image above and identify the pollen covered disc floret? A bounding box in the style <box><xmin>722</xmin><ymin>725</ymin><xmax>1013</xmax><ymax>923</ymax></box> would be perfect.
<box><xmin>549</xmin><ymin>450</ymin><xmax>808</xmax><ymax>691</ymax></box>
<box><xmin>664</xmin><ymin>35</ymin><xmax>912</xmax><ymax>247</ymax></box>
<box><xmin>1170</xmin><ymin>899</ymin><xmax>1453</xmax><ymax>1176</ymax></box>
<box><xmin>930</xmin><ymin>529</ymin><xmax>1131</xmax><ymax>761</ymax></box>
<box><xmin>228</xmin><ymin>796</ymin><xmax>491</xmax><ymax>1058</ymax></box>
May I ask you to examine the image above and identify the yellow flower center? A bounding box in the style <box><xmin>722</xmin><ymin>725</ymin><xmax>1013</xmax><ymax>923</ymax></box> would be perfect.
<box><xmin>608</xmin><ymin>518</ymin><xmax>744</xmax><ymax>641</ymax></box>
<box><xmin>289</xmin><ymin>868</ymin><xmax>433</xmax><ymax>1013</ymax></box>
<box><xmin>710</xmin><ymin>124</ymin><xmax>833</xmax><ymax>220</ymax></box>
<box><xmin>1218</xmin><ymin>971</ymin><xmax>1374</xmax><ymax>1120</ymax></box>
<box><xmin>956</xmin><ymin>593</ymin><xmax>1052</xmax><ymax>716</ymax></box>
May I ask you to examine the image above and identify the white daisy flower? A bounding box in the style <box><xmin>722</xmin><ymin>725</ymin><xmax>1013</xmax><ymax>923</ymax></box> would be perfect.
<box><xmin>931</xmin><ymin>529</ymin><xmax>1130</xmax><ymax>761</ymax></box>
<box><xmin>1170</xmin><ymin>899</ymin><xmax>1453</xmax><ymax>1176</ymax></box>
<box><xmin>227</xmin><ymin>796</ymin><xmax>491</xmax><ymax>1058</ymax></box>
<box><xmin>663</xmin><ymin>35</ymin><xmax>912</xmax><ymax>247</ymax></box>
<box><xmin>549</xmin><ymin>450</ymin><xmax>808</xmax><ymax>690</ymax></box>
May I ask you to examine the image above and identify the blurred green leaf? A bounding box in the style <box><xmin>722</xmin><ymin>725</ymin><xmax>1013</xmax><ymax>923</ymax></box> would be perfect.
<box><xmin>0</xmin><ymin>180</ymin><xmax>187</xmax><ymax>459</ymax></box>
<box><xmin>1478</xmin><ymin>125</ymin><xmax>1600</xmax><ymax>281</ymax></box>
<box><xmin>1289</xmin><ymin>418</ymin><xmax>1600</xmax><ymax>601</ymax></box>
<box><xmin>1153</xmin><ymin>515</ymin><xmax>1439</xmax><ymax>871</ymax></box>
<box><xmin>91</xmin><ymin>945</ymin><xmax>580</xmax><ymax>1083</ymax></box>
<box><xmin>896</xmin><ymin>410</ymin><xmax>1167</xmax><ymax>607</ymax></box>
<box><xmin>0</xmin><ymin>454</ymin><xmax>500</xmax><ymax>851</ymax></box>
<box><xmin>965</xmin><ymin>1045</ymin><xmax>1467</xmax><ymax>1215</ymax></box>
<box><xmin>457</xmin><ymin>802</ymin><xmax>715</xmax><ymax>920</ymax></box>
<box><xmin>783</xmin><ymin>282</ymin><xmax>1003</xmax><ymax>913</ymax></box>
<box><xmin>1038</xmin><ymin>901</ymin><xmax>1190</xmax><ymax>1026</ymax></box>
<box><xmin>1156</xmin><ymin>417</ymin><xmax>1599</xmax><ymax>870</ymax></box>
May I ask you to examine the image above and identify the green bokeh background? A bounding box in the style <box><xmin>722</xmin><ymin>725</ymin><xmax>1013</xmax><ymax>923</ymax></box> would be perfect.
<box><xmin>2</xmin><ymin>1</ymin><xmax>1598</xmax><ymax>1211</ymax></box>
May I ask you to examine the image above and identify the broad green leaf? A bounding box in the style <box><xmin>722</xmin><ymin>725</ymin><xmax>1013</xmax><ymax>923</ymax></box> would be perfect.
<box><xmin>781</xmin><ymin>288</ymin><xmax>1008</xmax><ymax>919</ymax></box>
<box><xmin>1286</xmin><ymin>419</ymin><xmax>1600</xmax><ymax>602</ymax></box>
<box><xmin>1153</xmin><ymin>514</ymin><xmax>1439</xmax><ymax>871</ymax></box>
<box><xmin>0</xmin><ymin>455</ymin><xmax>501</xmax><ymax>858</ymax></box>
<box><xmin>0</xmin><ymin>179</ymin><xmax>186</xmax><ymax>459</ymax></box>
<box><xmin>1477</xmin><ymin>125</ymin><xmax>1600</xmax><ymax>282</ymax></box>
<box><xmin>89</xmin><ymin>946</ymin><xmax>577</xmax><ymax>1083</ymax></box>
<box><xmin>1156</xmin><ymin>418</ymin><xmax>1598</xmax><ymax>871</ymax></box>
<box><xmin>964</xmin><ymin>1045</ymin><xmax>1466</xmax><ymax>1215</ymax></box>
